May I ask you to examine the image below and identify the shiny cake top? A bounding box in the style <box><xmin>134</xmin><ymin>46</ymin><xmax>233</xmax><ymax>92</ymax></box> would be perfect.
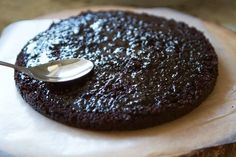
<box><xmin>15</xmin><ymin>11</ymin><xmax>218</xmax><ymax>130</ymax></box>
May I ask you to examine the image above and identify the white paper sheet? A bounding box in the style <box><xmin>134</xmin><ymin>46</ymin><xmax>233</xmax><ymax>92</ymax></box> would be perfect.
<box><xmin>0</xmin><ymin>8</ymin><xmax>236</xmax><ymax>157</ymax></box>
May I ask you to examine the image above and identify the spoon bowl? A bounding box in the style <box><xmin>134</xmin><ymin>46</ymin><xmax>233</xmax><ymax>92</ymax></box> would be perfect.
<box><xmin>0</xmin><ymin>58</ymin><xmax>94</xmax><ymax>82</ymax></box>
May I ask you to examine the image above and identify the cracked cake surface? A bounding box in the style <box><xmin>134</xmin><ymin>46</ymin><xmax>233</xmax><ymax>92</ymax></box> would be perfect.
<box><xmin>14</xmin><ymin>11</ymin><xmax>218</xmax><ymax>130</ymax></box>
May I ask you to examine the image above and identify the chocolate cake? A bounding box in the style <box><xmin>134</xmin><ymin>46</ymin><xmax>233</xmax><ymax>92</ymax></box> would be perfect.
<box><xmin>14</xmin><ymin>11</ymin><xmax>218</xmax><ymax>130</ymax></box>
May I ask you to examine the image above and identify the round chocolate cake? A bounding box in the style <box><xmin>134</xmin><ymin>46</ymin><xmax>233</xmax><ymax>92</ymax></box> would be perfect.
<box><xmin>15</xmin><ymin>11</ymin><xmax>218</xmax><ymax>130</ymax></box>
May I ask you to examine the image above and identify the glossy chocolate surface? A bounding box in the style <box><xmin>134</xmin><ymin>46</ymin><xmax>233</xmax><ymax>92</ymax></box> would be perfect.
<box><xmin>15</xmin><ymin>11</ymin><xmax>218</xmax><ymax>130</ymax></box>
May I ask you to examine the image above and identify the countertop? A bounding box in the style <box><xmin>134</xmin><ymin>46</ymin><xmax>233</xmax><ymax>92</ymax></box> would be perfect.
<box><xmin>0</xmin><ymin>0</ymin><xmax>236</xmax><ymax>32</ymax></box>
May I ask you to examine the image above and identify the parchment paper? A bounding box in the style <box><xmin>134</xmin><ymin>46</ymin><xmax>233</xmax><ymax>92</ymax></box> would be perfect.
<box><xmin>0</xmin><ymin>8</ymin><xmax>236</xmax><ymax>157</ymax></box>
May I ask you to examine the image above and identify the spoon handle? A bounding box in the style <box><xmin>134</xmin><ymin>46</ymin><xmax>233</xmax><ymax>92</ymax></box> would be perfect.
<box><xmin>0</xmin><ymin>61</ymin><xmax>30</xmax><ymax>74</ymax></box>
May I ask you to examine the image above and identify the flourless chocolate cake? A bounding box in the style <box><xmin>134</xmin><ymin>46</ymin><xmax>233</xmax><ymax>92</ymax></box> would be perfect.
<box><xmin>14</xmin><ymin>11</ymin><xmax>218</xmax><ymax>130</ymax></box>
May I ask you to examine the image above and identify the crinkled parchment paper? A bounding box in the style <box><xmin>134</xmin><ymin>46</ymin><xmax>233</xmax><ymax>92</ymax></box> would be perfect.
<box><xmin>0</xmin><ymin>8</ymin><xmax>236</xmax><ymax>157</ymax></box>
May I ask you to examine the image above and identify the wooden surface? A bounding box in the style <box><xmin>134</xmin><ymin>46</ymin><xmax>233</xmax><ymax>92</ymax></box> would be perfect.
<box><xmin>182</xmin><ymin>142</ymin><xmax>236</xmax><ymax>157</ymax></box>
<box><xmin>0</xmin><ymin>0</ymin><xmax>236</xmax><ymax>32</ymax></box>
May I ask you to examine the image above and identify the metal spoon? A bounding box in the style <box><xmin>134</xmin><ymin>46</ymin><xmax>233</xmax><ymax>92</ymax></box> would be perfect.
<box><xmin>0</xmin><ymin>58</ymin><xmax>94</xmax><ymax>82</ymax></box>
